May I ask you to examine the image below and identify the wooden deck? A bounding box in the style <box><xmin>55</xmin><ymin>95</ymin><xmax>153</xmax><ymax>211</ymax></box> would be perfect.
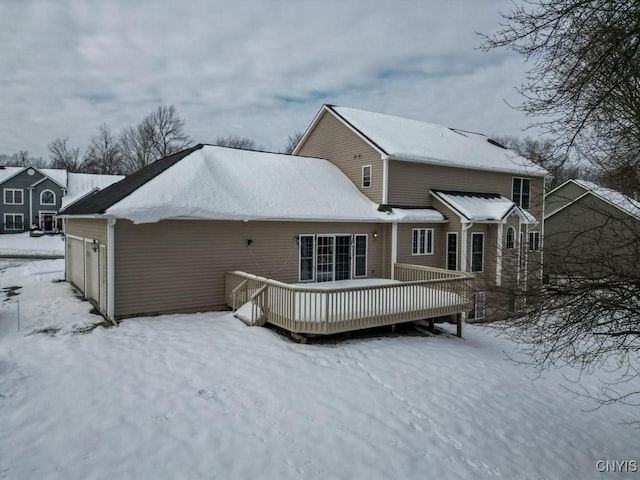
<box><xmin>225</xmin><ymin>264</ymin><xmax>473</xmax><ymax>336</ymax></box>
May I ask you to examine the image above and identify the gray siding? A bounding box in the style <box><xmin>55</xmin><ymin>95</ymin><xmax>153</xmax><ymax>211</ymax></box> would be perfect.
<box><xmin>387</xmin><ymin>160</ymin><xmax>545</xmax><ymax>224</ymax></box>
<box><xmin>65</xmin><ymin>218</ymin><xmax>108</xmax><ymax>244</ymax></box>
<box><xmin>545</xmin><ymin>182</ymin><xmax>587</xmax><ymax>216</ymax></box>
<box><xmin>296</xmin><ymin>110</ymin><xmax>385</xmax><ymax>204</ymax></box>
<box><xmin>113</xmin><ymin>220</ymin><xmax>385</xmax><ymax>318</ymax></box>
<box><xmin>544</xmin><ymin>194</ymin><xmax>637</xmax><ymax>278</ymax></box>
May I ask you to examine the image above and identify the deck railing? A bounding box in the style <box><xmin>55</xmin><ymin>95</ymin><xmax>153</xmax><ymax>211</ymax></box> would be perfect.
<box><xmin>225</xmin><ymin>264</ymin><xmax>473</xmax><ymax>335</ymax></box>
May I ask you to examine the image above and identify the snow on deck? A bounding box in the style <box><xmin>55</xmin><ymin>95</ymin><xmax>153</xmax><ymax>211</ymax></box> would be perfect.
<box><xmin>334</xmin><ymin>106</ymin><xmax>547</xmax><ymax>176</ymax></box>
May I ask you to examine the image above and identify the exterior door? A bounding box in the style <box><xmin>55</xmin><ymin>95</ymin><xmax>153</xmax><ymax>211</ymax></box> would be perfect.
<box><xmin>316</xmin><ymin>235</ymin><xmax>351</xmax><ymax>282</ymax></box>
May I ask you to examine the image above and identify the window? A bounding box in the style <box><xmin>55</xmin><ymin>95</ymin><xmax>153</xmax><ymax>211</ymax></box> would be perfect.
<box><xmin>468</xmin><ymin>292</ymin><xmax>486</xmax><ymax>320</ymax></box>
<box><xmin>412</xmin><ymin>228</ymin><xmax>433</xmax><ymax>255</ymax></box>
<box><xmin>299</xmin><ymin>235</ymin><xmax>314</xmax><ymax>281</ymax></box>
<box><xmin>505</xmin><ymin>227</ymin><xmax>516</xmax><ymax>249</ymax></box>
<box><xmin>4</xmin><ymin>189</ymin><xmax>23</xmax><ymax>205</ymax></box>
<box><xmin>447</xmin><ymin>232</ymin><xmax>457</xmax><ymax>270</ymax></box>
<box><xmin>362</xmin><ymin>165</ymin><xmax>372</xmax><ymax>188</ymax></box>
<box><xmin>40</xmin><ymin>190</ymin><xmax>55</xmax><ymax>205</ymax></box>
<box><xmin>4</xmin><ymin>213</ymin><xmax>24</xmax><ymax>231</ymax></box>
<box><xmin>528</xmin><ymin>231</ymin><xmax>540</xmax><ymax>251</ymax></box>
<box><xmin>354</xmin><ymin>234</ymin><xmax>367</xmax><ymax>277</ymax></box>
<box><xmin>471</xmin><ymin>233</ymin><xmax>484</xmax><ymax>272</ymax></box>
<box><xmin>512</xmin><ymin>177</ymin><xmax>530</xmax><ymax>209</ymax></box>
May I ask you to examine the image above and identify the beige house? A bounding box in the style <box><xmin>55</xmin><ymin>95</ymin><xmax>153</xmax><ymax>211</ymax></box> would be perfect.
<box><xmin>60</xmin><ymin>105</ymin><xmax>547</xmax><ymax>334</ymax></box>
<box><xmin>294</xmin><ymin>105</ymin><xmax>547</xmax><ymax>319</ymax></box>
<box><xmin>544</xmin><ymin>179</ymin><xmax>640</xmax><ymax>282</ymax></box>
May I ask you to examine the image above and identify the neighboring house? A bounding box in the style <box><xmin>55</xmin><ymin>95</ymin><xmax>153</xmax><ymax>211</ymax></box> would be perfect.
<box><xmin>0</xmin><ymin>165</ymin><xmax>123</xmax><ymax>234</ymax></box>
<box><xmin>59</xmin><ymin>106</ymin><xmax>547</xmax><ymax>329</ymax></box>
<box><xmin>294</xmin><ymin>105</ymin><xmax>547</xmax><ymax>319</ymax></box>
<box><xmin>544</xmin><ymin>179</ymin><xmax>640</xmax><ymax>282</ymax></box>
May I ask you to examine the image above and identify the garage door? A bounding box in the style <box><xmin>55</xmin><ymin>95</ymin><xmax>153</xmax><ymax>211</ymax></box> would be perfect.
<box><xmin>67</xmin><ymin>236</ymin><xmax>84</xmax><ymax>289</ymax></box>
<box><xmin>85</xmin><ymin>240</ymin><xmax>100</xmax><ymax>304</ymax></box>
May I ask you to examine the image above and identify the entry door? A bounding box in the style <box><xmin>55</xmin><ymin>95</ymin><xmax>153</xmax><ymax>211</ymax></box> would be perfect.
<box><xmin>316</xmin><ymin>235</ymin><xmax>351</xmax><ymax>282</ymax></box>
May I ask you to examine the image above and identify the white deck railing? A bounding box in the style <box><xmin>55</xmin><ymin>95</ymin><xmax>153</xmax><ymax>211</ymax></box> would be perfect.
<box><xmin>225</xmin><ymin>264</ymin><xmax>473</xmax><ymax>335</ymax></box>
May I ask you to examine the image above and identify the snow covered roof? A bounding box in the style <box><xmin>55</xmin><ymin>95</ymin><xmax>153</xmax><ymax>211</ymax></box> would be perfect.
<box><xmin>553</xmin><ymin>179</ymin><xmax>640</xmax><ymax>220</ymax></box>
<box><xmin>431</xmin><ymin>190</ymin><xmax>537</xmax><ymax>224</ymax></box>
<box><xmin>61</xmin><ymin>144</ymin><xmax>445</xmax><ymax>224</ymax></box>
<box><xmin>0</xmin><ymin>166</ymin><xmax>67</xmax><ymax>187</ymax></box>
<box><xmin>62</xmin><ymin>173</ymin><xmax>125</xmax><ymax>208</ymax></box>
<box><xmin>327</xmin><ymin>106</ymin><xmax>548</xmax><ymax>176</ymax></box>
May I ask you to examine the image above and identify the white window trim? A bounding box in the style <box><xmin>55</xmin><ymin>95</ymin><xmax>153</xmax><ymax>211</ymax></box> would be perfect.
<box><xmin>4</xmin><ymin>213</ymin><xmax>24</xmax><ymax>231</ymax></box>
<box><xmin>298</xmin><ymin>234</ymin><xmax>315</xmax><ymax>282</ymax></box>
<box><xmin>512</xmin><ymin>177</ymin><xmax>531</xmax><ymax>210</ymax></box>
<box><xmin>40</xmin><ymin>189</ymin><xmax>56</xmax><ymax>205</ymax></box>
<box><xmin>353</xmin><ymin>234</ymin><xmax>368</xmax><ymax>278</ymax></box>
<box><xmin>412</xmin><ymin>228</ymin><xmax>434</xmax><ymax>256</ymax></box>
<box><xmin>471</xmin><ymin>232</ymin><xmax>484</xmax><ymax>273</ymax></box>
<box><xmin>4</xmin><ymin>188</ymin><xmax>24</xmax><ymax>205</ymax></box>
<box><xmin>505</xmin><ymin>226</ymin><xmax>516</xmax><ymax>249</ymax></box>
<box><xmin>446</xmin><ymin>232</ymin><xmax>458</xmax><ymax>270</ymax></box>
<box><xmin>362</xmin><ymin>165</ymin><xmax>372</xmax><ymax>188</ymax></box>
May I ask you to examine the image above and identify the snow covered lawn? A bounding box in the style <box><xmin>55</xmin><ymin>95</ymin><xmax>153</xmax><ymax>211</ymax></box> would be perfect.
<box><xmin>1</xmin><ymin>260</ymin><xmax>638</xmax><ymax>479</ymax></box>
<box><xmin>0</xmin><ymin>232</ymin><xmax>64</xmax><ymax>257</ymax></box>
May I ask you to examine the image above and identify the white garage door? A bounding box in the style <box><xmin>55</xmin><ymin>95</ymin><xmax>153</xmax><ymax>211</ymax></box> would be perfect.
<box><xmin>67</xmin><ymin>236</ymin><xmax>84</xmax><ymax>289</ymax></box>
<box><xmin>85</xmin><ymin>240</ymin><xmax>100</xmax><ymax>304</ymax></box>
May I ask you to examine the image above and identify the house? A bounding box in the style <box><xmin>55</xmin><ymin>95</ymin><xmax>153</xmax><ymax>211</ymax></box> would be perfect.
<box><xmin>544</xmin><ymin>179</ymin><xmax>640</xmax><ymax>282</ymax></box>
<box><xmin>59</xmin><ymin>105</ymin><xmax>547</xmax><ymax>332</ymax></box>
<box><xmin>0</xmin><ymin>165</ymin><xmax>123</xmax><ymax>234</ymax></box>
<box><xmin>294</xmin><ymin>105</ymin><xmax>547</xmax><ymax>319</ymax></box>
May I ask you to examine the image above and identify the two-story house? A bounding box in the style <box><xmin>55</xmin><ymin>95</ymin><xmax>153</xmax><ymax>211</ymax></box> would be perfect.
<box><xmin>293</xmin><ymin>105</ymin><xmax>547</xmax><ymax>319</ymax></box>
<box><xmin>59</xmin><ymin>106</ymin><xmax>546</xmax><ymax>329</ymax></box>
<box><xmin>0</xmin><ymin>166</ymin><xmax>123</xmax><ymax>234</ymax></box>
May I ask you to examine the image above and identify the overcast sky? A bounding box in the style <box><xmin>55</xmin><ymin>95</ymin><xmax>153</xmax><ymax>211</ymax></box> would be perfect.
<box><xmin>0</xmin><ymin>0</ymin><xmax>534</xmax><ymax>161</ymax></box>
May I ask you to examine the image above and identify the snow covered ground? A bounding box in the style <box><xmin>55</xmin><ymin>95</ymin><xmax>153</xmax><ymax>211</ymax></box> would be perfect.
<box><xmin>1</xmin><ymin>259</ymin><xmax>638</xmax><ymax>479</ymax></box>
<box><xmin>0</xmin><ymin>232</ymin><xmax>64</xmax><ymax>257</ymax></box>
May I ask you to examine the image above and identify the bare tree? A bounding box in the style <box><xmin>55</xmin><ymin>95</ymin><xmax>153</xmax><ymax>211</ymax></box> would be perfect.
<box><xmin>482</xmin><ymin>0</ymin><xmax>640</xmax><ymax>193</ymax></box>
<box><xmin>120</xmin><ymin>105</ymin><xmax>191</xmax><ymax>174</ymax></box>
<box><xmin>495</xmin><ymin>135</ymin><xmax>586</xmax><ymax>189</ymax></box>
<box><xmin>1</xmin><ymin>150</ymin><xmax>48</xmax><ymax>168</ymax></box>
<box><xmin>84</xmin><ymin>124</ymin><xmax>123</xmax><ymax>174</ymax></box>
<box><xmin>482</xmin><ymin>1</ymin><xmax>640</xmax><ymax>412</ymax></box>
<box><xmin>282</xmin><ymin>130</ymin><xmax>304</xmax><ymax>154</ymax></box>
<box><xmin>48</xmin><ymin>137</ymin><xmax>85</xmax><ymax>172</ymax></box>
<box><xmin>214</xmin><ymin>135</ymin><xmax>262</xmax><ymax>151</ymax></box>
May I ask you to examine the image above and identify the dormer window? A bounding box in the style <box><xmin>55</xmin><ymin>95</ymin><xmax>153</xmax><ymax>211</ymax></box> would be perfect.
<box><xmin>362</xmin><ymin>165</ymin><xmax>372</xmax><ymax>188</ymax></box>
<box><xmin>41</xmin><ymin>190</ymin><xmax>55</xmax><ymax>205</ymax></box>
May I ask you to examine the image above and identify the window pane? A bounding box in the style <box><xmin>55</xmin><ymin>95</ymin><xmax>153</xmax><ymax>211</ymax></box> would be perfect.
<box><xmin>512</xmin><ymin>178</ymin><xmax>521</xmax><ymax>206</ymax></box>
<box><xmin>15</xmin><ymin>190</ymin><xmax>22</xmax><ymax>204</ymax></box>
<box><xmin>447</xmin><ymin>233</ymin><xmax>457</xmax><ymax>270</ymax></box>
<box><xmin>426</xmin><ymin>229</ymin><xmax>433</xmax><ymax>254</ymax></box>
<box><xmin>419</xmin><ymin>229</ymin><xmax>425</xmax><ymax>254</ymax></box>
<box><xmin>506</xmin><ymin>227</ymin><xmax>515</xmax><ymax>249</ymax></box>
<box><xmin>42</xmin><ymin>191</ymin><xmax>54</xmax><ymax>204</ymax></box>
<box><xmin>472</xmin><ymin>234</ymin><xmax>483</xmax><ymax>272</ymax></box>
<box><xmin>412</xmin><ymin>229</ymin><xmax>418</xmax><ymax>254</ymax></box>
<box><xmin>522</xmin><ymin>179</ymin><xmax>530</xmax><ymax>209</ymax></box>
<box><xmin>4</xmin><ymin>191</ymin><xmax>9</xmax><ymax>203</ymax></box>
<box><xmin>355</xmin><ymin>235</ymin><xmax>367</xmax><ymax>277</ymax></box>
<box><xmin>299</xmin><ymin>236</ymin><xmax>314</xmax><ymax>281</ymax></box>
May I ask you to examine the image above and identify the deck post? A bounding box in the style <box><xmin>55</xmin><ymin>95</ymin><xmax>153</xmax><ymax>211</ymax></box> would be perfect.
<box><xmin>456</xmin><ymin>313</ymin><xmax>463</xmax><ymax>338</ymax></box>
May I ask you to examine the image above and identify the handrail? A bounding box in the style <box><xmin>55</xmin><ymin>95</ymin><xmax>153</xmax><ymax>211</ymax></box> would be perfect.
<box><xmin>225</xmin><ymin>263</ymin><xmax>473</xmax><ymax>335</ymax></box>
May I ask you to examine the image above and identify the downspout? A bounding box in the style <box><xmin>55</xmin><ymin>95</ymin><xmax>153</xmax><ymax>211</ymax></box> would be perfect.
<box><xmin>107</xmin><ymin>218</ymin><xmax>116</xmax><ymax>325</ymax></box>
<box><xmin>391</xmin><ymin>222</ymin><xmax>398</xmax><ymax>279</ymax></box>
<box><xmin>460</xmin><ymin>221</ymin><xmax>473</xmax><ymax>272</ymax></box>
<box><xmin>382</xmin><ymin>155</ymin><xmax>389</xmax><ymax>204</ymax></box>
<box><xmin>496</xmin><ymin>222</ymin><xmax>505</xmax><ymax>286</ymax></box>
